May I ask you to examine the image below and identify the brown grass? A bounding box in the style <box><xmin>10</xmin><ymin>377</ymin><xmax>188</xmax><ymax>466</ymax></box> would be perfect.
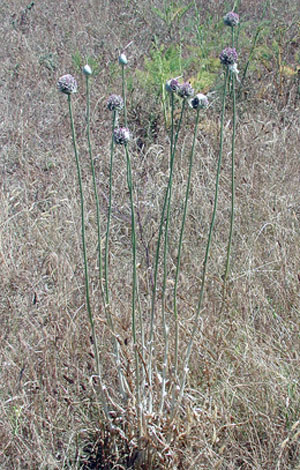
<box><xmin>1</xmin><ymin>0</ymin><xmax>300</xmax><ymax>469</ymax></box>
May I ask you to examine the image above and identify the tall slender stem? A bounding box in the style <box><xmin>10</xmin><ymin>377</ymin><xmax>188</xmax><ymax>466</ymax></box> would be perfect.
<box><xmin>122</xmin><ymin>65</ymin><xmax>128</xmax><ymax>128</ymax></box>
<box><xmin>86</xmin><ymin>80</ymin><xmax>126</xmax><ymax>400</ymax></box>
<box><xmin>223</xmin><ymin>72</ymin><xmax>236</xmax><ymax>298</ymax></box>
<box><xmin>125</xmin><ymin>143</ymin><xmax>142</xmax><ymax>436</ymax></box>
<box><xmin>148</xmin><ymin>96</ymin><xmax>185</xmax><ymax>412</ymax></box>
<box><xmin>172</xmin><ymin>107</ymin><xmax>200</xmax><ymax>381</ymax></box>
<box><xmin>85</xmin><ymin>76</ymin><xmax>105</xmax><ymax>306</ymax></box>
<box><xmin>104</xmin><ymin>110</ymin><xmax>117</xmax><ymax>305</ymax></box>
<box><xmin>172</xmin><ymin>68</ymin><xmax>230</xmax><ymax>415</ymax></box>
<box><xmin>67</xmin><ymin>94</ymin><xmax>110</xmax><ymax>422</ymax></box>
<box><xmin>159</xmin><ymin>99</ymin><xmax>187</xmax><ymax>413</ymax></box>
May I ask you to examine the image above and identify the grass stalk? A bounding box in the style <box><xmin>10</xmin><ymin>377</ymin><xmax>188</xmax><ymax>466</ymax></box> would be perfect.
<box><xmin>67</xmin><ymin>93</ymin><xmax>110</xmax><ymax>422</ymax></box>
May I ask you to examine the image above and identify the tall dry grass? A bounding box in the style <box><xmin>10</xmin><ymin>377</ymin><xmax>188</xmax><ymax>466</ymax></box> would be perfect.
<box><xmin>1</xmin><ymin>1</ymin><xmax>300</xmax><ymax>469</ymax></box>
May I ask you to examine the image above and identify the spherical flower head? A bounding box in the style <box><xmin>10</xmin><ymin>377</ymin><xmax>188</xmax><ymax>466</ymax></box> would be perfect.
<box><xmin>165</xmin><ymin>78</ymin><xmax>180</xmax><ymax>93</ymax></box>
<box><xmin>177</xmin><ymin>82</ymin><xmax>194</xmax><ymax>98</ymax></box>
<box><xmin>119</xmin><ymin>53</ymin><xmax>128</xmax><ymax>65</ymax></box>
<box><xmin>57</xmin><ymin>74</ymin><xmax>77</xmax><ymax>94</ymax></box>
<box><xmin>83</xmin><ymin>64</ymin><xmax>92</xmax><ymax>76</ymax></box>
<box><xmin>220</xmin><ymin>47</ymin><xmax>238</xmax><ymax>66</ymax></box>
<box><xmin>113</xmin><ymin>127</ymin><xmax>130</xmax><ymax>145</ymax></box>
<box><xmin>223</xmin><ymin>11</ymin><xmax>239</xmax><ymax>27</ymax></box>
<box><xmin>189</xmin><ymin>93</ymin><xmax>209</xmax><ymax>110</ymax></box>
<box><xmin>107</xmin><ymin>94</ymin><xmax>124</xmax><ymax>112</ymax></box>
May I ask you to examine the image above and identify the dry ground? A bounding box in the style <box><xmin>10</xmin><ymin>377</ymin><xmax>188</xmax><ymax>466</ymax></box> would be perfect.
<box><xmin>0</xmin><ymin>0</ymin><xmax>300</xmax><ymax>469</ymax></box>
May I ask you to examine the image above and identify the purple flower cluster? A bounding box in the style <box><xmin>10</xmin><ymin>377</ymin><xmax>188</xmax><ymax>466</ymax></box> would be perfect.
<box><xmin>57</xmin><ymin>74</ymin><xmax>77</xmax><ymax>94</ymax></box>
<box><xmin>177</xmin><ymin>82</ymin><xmax>195</xmax><ymax>98</ymax></box>
<box><xmin>107</xmin><ymin>94</ymin><xmax>124</xmax><ymax>112</ymax></box>
<box><xmin>220</xmin><ymin>47</ymin><xmax>238</xmax><ymax>66</ymax></box>
<box><xmin>166</xmin><ymin>78</ymin><xmax>194</xmax><ymax>99</ymax></box>
<box><xmin>113</xmin><ymin>127</ymin><xmax>130</xmax><ymax>145</ymax></box>
<box><xmin>223</xmin><ymin>11</ymin><xmax>239</xmax><ymax>27</ymax></box>
<box><xmin>165</xmin><ymin>78</ymin><xmax>180</xmax><ymax>93</ymax></box>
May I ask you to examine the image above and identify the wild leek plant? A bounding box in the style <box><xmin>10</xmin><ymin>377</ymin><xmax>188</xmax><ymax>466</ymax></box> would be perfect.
<box><xmin>57</xmin><ymin>74</ymin><xmax>110</xmax><ymax>422</ymax></box>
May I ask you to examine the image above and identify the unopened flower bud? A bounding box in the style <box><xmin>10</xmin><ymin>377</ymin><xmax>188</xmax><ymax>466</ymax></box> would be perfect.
<box><xmin>189</xmin><ymin>93</ymin><xmax>209</xmax><ymax>110</ymax></box>
<box><xmin>113</xmin><ymin>127</ymin><xmax>130</xmax><ymax>145</ymax></box>
<box><xmin>107</xmin><ymin>94</ymin><xmax>124</xmax><ymax>112</ymax></box>
<box><xmin>119</xmin><ymin>53</ymin><xmax>128</xmax><ymax>65</ymax></box>
<box><xmin>57</xmin><ymin>74</ymin><xmax>77</xmax><ymax>94</ymax></box>
<box><xmin>220</xmin><ymin>47</ymin><xmax>238</xmax><ymax>66</ymax></box>
<box><xmin>223</xmin><ymin>11</ymin><xmax>239</xmax><ymax>27</ymax></box>
<box><xmin>83</xmin><ymin>64</ymin><xmax>92</xmax><ymax>76</ymax></box>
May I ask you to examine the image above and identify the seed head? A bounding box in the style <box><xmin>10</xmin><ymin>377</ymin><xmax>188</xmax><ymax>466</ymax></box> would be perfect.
<box><xmin>57</xmin><ymin>74</ymin><xmax>77</xmax><ymax>94</ymax></box>
<box><xmin>189</xmin><ymin>93</ymin><xmax>209</xmax><ymax>110</ymax></box>
<box><xmin>177</xmin><ymin>82</ymin><xmax>194</xmax><ymax>98</ymax></box>
<box><xmin>113</xmin><ymin>127</ymin><xmax>130</xmax><ymax>145</ymax></box>
<box><xmin>223</xmin><ymin>11</ymin><xmax>239</xmax><ymax>27</ymax></box>
<box><xmin>220</xmin><ymin>47</ymin><xmax>238</xmax><ymax>66</ymax></box>
<box><xmin>83</xmin><ymin>64</ymin><xmax>92</xmax><ymax>76</ymax></box>
<box><xmin>165</xmin><ymin>78</ymin><xmax>180</xmax><ymax>93</ymax></box>
<box><xmin>119</xmin><ymin>53</ymin><xmax>128</xmax><ymax>65</ymax></box>
<box><xmin>107</xmin><ymin>94</ymin><xmax>124</xmax><ymax>112</ymax></box>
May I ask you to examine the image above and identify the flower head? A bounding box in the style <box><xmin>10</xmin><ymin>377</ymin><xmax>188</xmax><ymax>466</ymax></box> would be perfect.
<box><xmin>113</xmin><ymin>127</ymin><xmax>130</xmax><ymax>145</ymax></box>
<box><xmin>220</xmin><ymin>47</ymin><xmax>238</xmax><ymax>66</ymax></box>
<box><xmin>57</xmin><ymin>74</ymin><xmax>77</xmax><ymax>94</ymax></box>
<box><xmin>107</xmin><ymin>94</ymin><xmax>124</xmax><ymax>112</ymax></box>
<box><xmin>223</xmin><ymin>11</ymin><xmax>239</xmax><ymax>27</ymax></box>
<box><xmin>189</xmin><ymin>93</ymin><xmax>209</xmax><ymax>110</ymax></box>
<box><xmin>83</xmin><ymin>64</ymin><xmax>92</xmax><ymax>76</ymax></box>
<box><xmin>177</xmin><ymin>82</ymin><xmax>194</xmax><ymax>98</ymax></box>
<box><xmin>119</xmin><ymin>53</ymin><xmax>128</xmax><ymax>65</ymax></box>
<box><xmin>165</xmin><ymin>78</ymin><xmax>180</xmax><ymax>93</ymax></box>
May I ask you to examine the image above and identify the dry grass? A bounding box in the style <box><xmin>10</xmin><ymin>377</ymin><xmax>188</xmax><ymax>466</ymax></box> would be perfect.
<box><xmin>1</xmin><ymin>1</ymin><xmax>300</xmax><ymax>469</ymax></box>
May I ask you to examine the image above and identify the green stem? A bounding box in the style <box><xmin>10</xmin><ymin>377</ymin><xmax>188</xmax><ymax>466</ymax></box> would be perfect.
<box><xmin>148</xmin><ymin>95</ymin><xmax>185</xmax><ymax>413</ymax></box>
<box><xmin>104</xmin><ymin>110</ymin><xmax>117</xmax><ymax>305</ymax></box>
<box><xmin>85</xmin><ymin>76</ymin><xmax>105</xmax><ymax>305</ymax></box>
<box><xmin>223</xmin><ymin>72</ymin><xmax>236</xmax><ymax>299</ymax></box>
<box><xmin>172</xmin><ymin>107</ymin><xmax>200</xmax><ymax>382</ymax></box>
<box><xmin>159</xmin><ymin>98</ymin><xmax>187</xmax><ymax>413</ymax></box>
<box><xmin>172</xmin><ymin>68</ymin><xmax>230</xmax><ymax>416</ymax></box>
<box><xmin>67</xmin><ymin>94</ymin><xmax>110</xmax><ymax>422</ymax></box>
<box><xmin>86</xmin><ymin>80</ymin><xmax>126</xmax><ymax>400</ymax></box>
<box><xmin>122</xmin><ymin>65</ymin><xmax>128</xmax><ymax>128</ymax></box>
<box><xmin>125</xmin><ymin>143</ymin><xmax>142</xmax><ymax>436</ymax></box>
